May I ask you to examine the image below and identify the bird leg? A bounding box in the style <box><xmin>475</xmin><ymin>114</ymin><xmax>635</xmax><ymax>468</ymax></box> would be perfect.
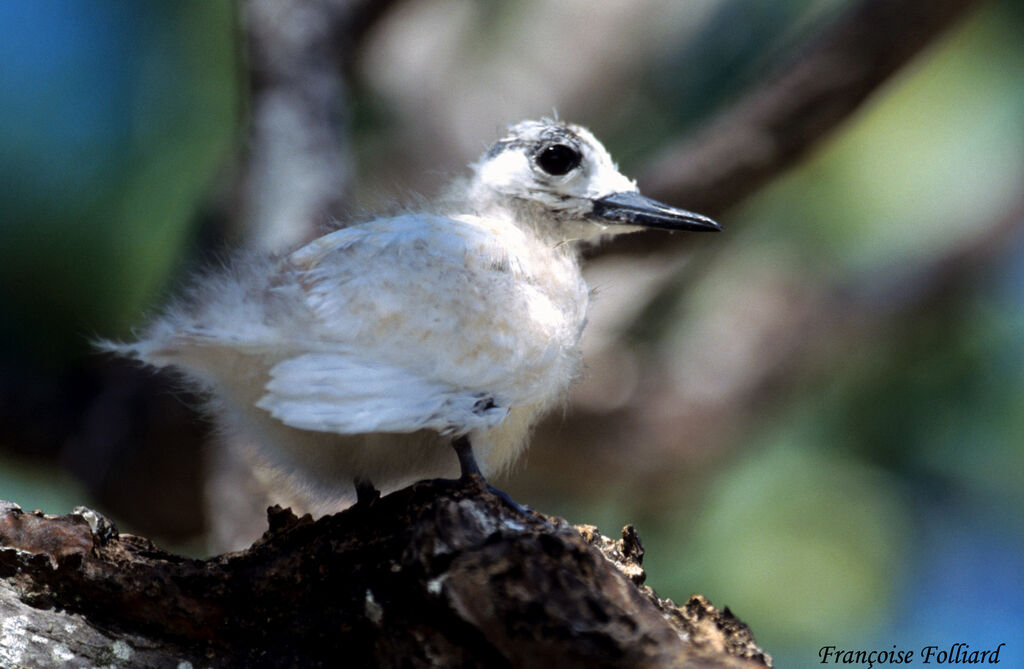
<box><xmin>451</xmin><ymin>435</ymin><xmax>537</xmax><ymax>519</ymax></box>
<box><xmin>353</xmin><ymin>477</ymin><xmax>380</xmax><ymax>506</ymax></box>
<box><xmin>452</xmin><ymin>435</ymin><xmax>482</xmax><ymax>479</ymax></box>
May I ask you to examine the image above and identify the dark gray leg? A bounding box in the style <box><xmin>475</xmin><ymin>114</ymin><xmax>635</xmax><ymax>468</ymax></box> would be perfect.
<box><xmin>452</xmin><ymin>435</ymin><xmax>534</xmax><ymax>518</ymax></box>
<box><xmin>354</xmin><ymin>477</ymin><xmax>380</xmax><ymax>506</ymax></box>
<box><xmin>452</xmin><ymin>435</ymin><xmax>482</xmax><ymax>478</ymax></box>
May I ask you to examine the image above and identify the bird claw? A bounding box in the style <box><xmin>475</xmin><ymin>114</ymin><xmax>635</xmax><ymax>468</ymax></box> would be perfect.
<box><xmin>484</xmin><ymin>482</ymin><xmax>537</xmax><ymax>520</ymax></box>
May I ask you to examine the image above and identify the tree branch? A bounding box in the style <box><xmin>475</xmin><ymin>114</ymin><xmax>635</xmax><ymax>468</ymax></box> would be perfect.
<box><xmin>236</xmin><ymin>0</ymin><xmax>402</xmax><ymax>250</ymax></box>
<box><xmin>647</xmin><ymin>0</ymin><xmax>984</xmax><ymax>213</ymax></box>
<box><xmin>603</xmin><ymin>0</ymin><xmax>984</xmax><ymax>258</ymax></box>
<box><xmin>1</xmin><ymin>481</ymin><xmax>770</xmax><ymax>668</ymax></box>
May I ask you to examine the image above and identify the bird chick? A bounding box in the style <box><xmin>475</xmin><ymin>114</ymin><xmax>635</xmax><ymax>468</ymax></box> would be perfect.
<box><xmin>105</xmin><ymin>119</ymin><xmax>718</xmax><ymax>508</ymax></box>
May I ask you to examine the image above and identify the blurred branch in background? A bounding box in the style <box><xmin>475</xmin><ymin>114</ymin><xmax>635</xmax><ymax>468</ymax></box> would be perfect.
<box><xmin>235</xmin><ymin>0</ymin><xmax>401</xmax><ymax>250</ymax></box>
<box><xmin>622</xmin><ymin>0</ymin><xmax>985</xmax><ymax>241</ymax></box>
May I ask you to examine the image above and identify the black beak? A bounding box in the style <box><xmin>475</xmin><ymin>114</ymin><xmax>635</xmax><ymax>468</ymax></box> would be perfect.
<box><xmin>589</xmin><ymin>191</ymin><xmax>720</xmax><ymax>232</ymax></box>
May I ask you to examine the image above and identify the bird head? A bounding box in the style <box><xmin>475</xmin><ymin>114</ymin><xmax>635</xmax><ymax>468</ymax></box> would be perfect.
<box><xmin>466</xmin><ymin>118</ymin><xmax>719</xmax><ymax>244</ymax></box>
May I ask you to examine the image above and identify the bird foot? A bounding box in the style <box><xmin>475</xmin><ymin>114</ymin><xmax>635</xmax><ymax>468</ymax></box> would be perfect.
<box><xmin>484</xmin><ymin>482</ymin><xmax>536</xmax><ymax>519</ymax></box>
<box><xmin>452</xmin><ymin>436</ymin><xmax>541</xmax><ymax>521</ymax></box>
<box><xmin>452</xmin><ymin>435</ymin><xmax>482</xmax><ymax>478</ymax></box>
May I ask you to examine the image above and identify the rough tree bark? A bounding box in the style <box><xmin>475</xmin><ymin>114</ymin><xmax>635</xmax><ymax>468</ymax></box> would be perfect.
<box><xmin>1</xmin><ymin>479</ymin><xmax>770</xmax><ymax>668</ymax></box>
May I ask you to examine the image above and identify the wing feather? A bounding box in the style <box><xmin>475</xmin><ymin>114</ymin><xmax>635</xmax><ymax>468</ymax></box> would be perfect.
<box><xmin>256</xmin><ymin>353</ymin><xmax>508</xmax><ymax>435</ymax></box>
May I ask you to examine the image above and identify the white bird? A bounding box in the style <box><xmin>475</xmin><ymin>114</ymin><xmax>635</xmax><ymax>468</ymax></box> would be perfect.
<box><xmin>105</xmin><ymin>119</ymin><xmax>718</xmax><ymax>508</ymax></box>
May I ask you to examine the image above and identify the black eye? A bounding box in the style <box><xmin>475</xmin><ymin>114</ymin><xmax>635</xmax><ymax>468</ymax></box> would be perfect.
<box><xmin>535</xmin><ymin>144</ymin><xmax>582</xmax><ymax>176</ymax></box>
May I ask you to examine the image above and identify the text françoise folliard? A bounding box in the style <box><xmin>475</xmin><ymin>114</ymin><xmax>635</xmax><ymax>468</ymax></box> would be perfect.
<box><xmin>819</xmin><ymin>643</ymin><xmax>1005</xmax><ymax>667</ymax></box>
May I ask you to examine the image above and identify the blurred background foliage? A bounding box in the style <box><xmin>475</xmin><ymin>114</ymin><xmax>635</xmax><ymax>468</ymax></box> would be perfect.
<box><xmin>1</xmin><ymin>0</ymin><xmax>1021</xmax><ymax>665</ymax></box>
<box><xmin>0</xmin><ymin>1</ymin><xmax>238</xmax><ymax>362</ymax></box>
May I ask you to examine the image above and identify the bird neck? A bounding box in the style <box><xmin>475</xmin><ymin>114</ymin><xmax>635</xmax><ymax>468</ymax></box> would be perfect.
<box><xmin>491</xmin><ymin>204</ymin><xmax>587</xmax><ymax>256</ymax></box>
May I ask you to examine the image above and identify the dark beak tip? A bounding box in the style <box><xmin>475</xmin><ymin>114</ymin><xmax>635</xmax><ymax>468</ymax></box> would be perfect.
<box><xmin>669</xmin><ymin>206</ymin><xmax>721</xmax><ymax>233</ymax></box>
<box><xmin>591</xmin><ymin>191</ymin><xmax>720</xmax><ymax>233</ymax></box>
<box><xmin>684</xmin><ymin>221</ymin><xmax>722</xmax><ymax>233</ymax></box>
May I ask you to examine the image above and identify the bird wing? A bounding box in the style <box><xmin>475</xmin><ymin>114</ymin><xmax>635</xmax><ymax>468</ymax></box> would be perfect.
<box><xmin>256</xmin><ymin>215</ymin><xmax>521</xmax><ymax>435</ymax></box>
<box><xmin>256</xmin><ymin>353</ymin><xmax>508</xmax><ymax>435</ymax></box>
<box><xmin>111</xmin><ymin>212</ymin><xmax>563</xmax><ymax>436</ymax></box>
<box><xmin>281</xmin><ymin>213</ymin><xmax>546</xmax><ymax>393</ymax></box>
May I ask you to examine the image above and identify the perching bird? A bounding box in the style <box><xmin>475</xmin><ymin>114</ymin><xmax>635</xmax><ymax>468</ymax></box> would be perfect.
<box><xmin>105</xmin><ymin>119</ymin><xmax>718</xmax><ymax>508</ymax></box>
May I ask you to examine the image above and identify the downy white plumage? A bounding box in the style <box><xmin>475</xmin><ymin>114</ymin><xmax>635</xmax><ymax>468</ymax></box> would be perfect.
<box><xmin>105</xmin><ymin>118</ymin><xmax>718</xmax><ymax>506</ymax></box>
